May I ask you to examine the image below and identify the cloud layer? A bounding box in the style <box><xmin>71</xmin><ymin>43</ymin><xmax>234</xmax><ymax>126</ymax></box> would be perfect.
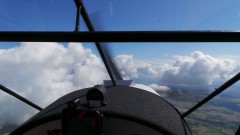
<box><xmin>0</xmin><ymin>43</ymin><xmax>109</xmax><ymax>126</ymax></box>
<box><xmin>114</xmin><ymin>51</ymin><xmax>239</xmax><ymax>86</ymax></box>
<box><xmin>162</xmin><ymin>51</ymin><xmax>239</xmax><ymax>85</ymax></box>
<box><xmin>0</xmin><ymin>44</ymin><xmax>239</xmax><ymax>127</ymax></box>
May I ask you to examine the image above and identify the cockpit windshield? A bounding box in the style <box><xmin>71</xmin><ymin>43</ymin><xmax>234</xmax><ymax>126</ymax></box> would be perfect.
<box><xmin>0</xmin><ymin>0</ymin><xmax>240</xmax><ymax>135</ymax></box>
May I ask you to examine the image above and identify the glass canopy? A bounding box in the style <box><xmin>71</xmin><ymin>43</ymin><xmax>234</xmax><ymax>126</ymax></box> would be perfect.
<box><xmin>0</xmin><ymin>0</ymin><xmax>240</xmax><ymax>135</ymax></box>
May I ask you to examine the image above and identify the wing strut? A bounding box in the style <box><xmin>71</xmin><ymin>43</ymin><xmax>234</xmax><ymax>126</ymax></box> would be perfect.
<box><xmin>181</xmin><ymin>72</ymin><xmax>240</xmax><ymax>118</ymax></box>
<box><xmin>0</xmin><ymin>84</ymin><xmax>42</xmax><ymax>111</ymax></box>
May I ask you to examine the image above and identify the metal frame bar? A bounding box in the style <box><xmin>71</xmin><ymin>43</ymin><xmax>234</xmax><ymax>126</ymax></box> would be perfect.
<box><xmin>0</xmin><ymin>84</ymin><xmax>42</xmax><ymax>111</ymax></box>
<box><xmin>1</xmin><ymin>31</ymin><xmax>240</xmax><ymax>42</ymax></box>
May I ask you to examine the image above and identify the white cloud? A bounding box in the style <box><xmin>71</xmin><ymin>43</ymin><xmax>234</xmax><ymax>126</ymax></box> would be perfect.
<box><xmin>148</xmin><ymin>83</ymin><xmax>171</xmax><ymax>92</ymax></box>
<box><xmin>114</xmin><ymin>51</ymin><xmax>240</xmax><ymax>86</ymax></box>
<box><xmin>161</xmin><ymin>51</ymin><xmax>239</xmax><ymax>85</ymax></box>
<box><xmin>114</xmin><ymin>55</ymin><xmax>138</xmax><ymax>79</ymax></box>
<box><xmin>114</xmin><ymin>55</ymin><xmax>157</xmax><ymax>79</ymax></box>
<box><xmin>0</xmin><ymin>43</ymin><xmax>109</xmax><ymax>126</ymax></box>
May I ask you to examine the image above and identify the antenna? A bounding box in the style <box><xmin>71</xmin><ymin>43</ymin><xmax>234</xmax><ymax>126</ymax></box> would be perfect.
<box><xmin>0</xmin><ymin>84</ymin><xmax>42</xmax><ymax>111</ymax></box>
<box><xmin>181</xmin><ymin>72</ymin><xmax>240</xmax><ymax>118</ymax></box>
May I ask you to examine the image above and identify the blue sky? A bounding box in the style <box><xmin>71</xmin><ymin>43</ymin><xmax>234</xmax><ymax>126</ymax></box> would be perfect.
<box><xmin>1</xmin><ymin>0</ymin><xmax>240</xmax><ymax>31</ymax></box>
<box><xmin>1</xmin><ymin>0</ymin><xmax>240</xmax><ymax>56</ymax></box>
<box><xmin>109</xmin><ymin>43</ymin><xmax>240</xmax><ymax>61</ymax></box>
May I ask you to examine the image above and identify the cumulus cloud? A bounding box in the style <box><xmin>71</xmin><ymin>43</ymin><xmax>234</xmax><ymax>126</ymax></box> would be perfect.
<box><xmin>114</xmin><ymin>52</ymin><xmax>240</xmax><ymax>86</ymax></box>
<box><xmin>0</xmin><ymin>43</ymin><xmax>109</xmax><ymax>126</ymax></box>
<box><xmin>114</xmin><ymin>55</ymin><xmax>157</xmax><ymax>79</ymax></box>
<box><xmin>161</xmin><ymin>51</ymin><xmax>239</xmax><ymax>85</ymax></box>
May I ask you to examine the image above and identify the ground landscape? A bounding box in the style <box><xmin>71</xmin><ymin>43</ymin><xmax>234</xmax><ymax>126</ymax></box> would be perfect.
<box><xmin>163</xmin><ymin>88</ymin><xmax>240</xmax><ymax>135</ymax></box>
